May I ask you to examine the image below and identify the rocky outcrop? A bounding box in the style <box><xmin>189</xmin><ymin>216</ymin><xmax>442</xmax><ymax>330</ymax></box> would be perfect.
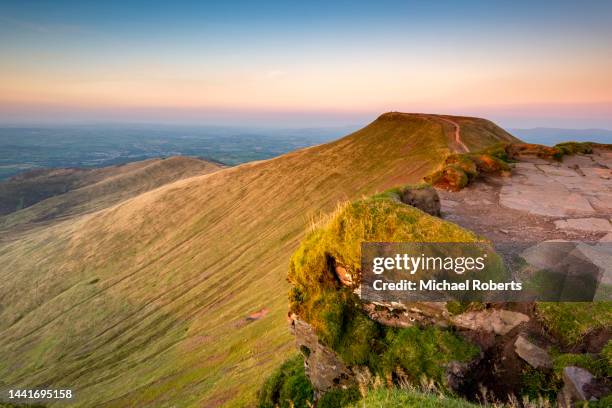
<box><xmin>451</xmin><ymin>309</ymin><xmax>529</xmax><ymax>336</ymax></box>
<box><xmin>513</xmin><ymin>335</ymin><xmax>552</xmax><ymax>369</ymax></box>
<box><xmin>290</xmin><ymin>315</ymin><xmax>354</xmax><ymax>397</ymax></box>
<box><xmin>399</xmin><ymin>186</ymin><xmax>441</xmax><ymax>216</ymax></box>
<box><xmin>361</xmin><ymin>301</ymin><xmax>448</xmax><ymax>328</ymax></box>
<box><xmin>287</xmin><ymin>147</ymin><xmax>612</xmax><ymax>404</ymax></box>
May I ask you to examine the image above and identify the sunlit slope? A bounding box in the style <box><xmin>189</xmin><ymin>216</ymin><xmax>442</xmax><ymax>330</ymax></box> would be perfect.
<box><xmin>0</xmin><ymin>113</ymin><xmax>516</xmax><ymax>407</ymax></box>
<box><xmin>0</xmin><ymin>156</ymin><xmax>222</xmax><ymax>233</ymax></box>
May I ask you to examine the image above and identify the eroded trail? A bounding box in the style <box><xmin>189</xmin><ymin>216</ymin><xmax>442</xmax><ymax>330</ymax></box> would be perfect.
<box><xmin>437</xmin><ymin>116</ymin><xmax>469</xmax><ymax>153</ymax></box>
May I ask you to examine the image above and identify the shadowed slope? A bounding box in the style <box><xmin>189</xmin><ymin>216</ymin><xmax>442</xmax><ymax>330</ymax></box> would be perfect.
<box><xmin>0</xmin><ymin>113</ymin><xmax>515</xmax><ymax>407</ymax></box>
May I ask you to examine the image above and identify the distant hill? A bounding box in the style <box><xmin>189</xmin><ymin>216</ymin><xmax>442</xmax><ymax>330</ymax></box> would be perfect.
<box><xmin>0</xmin><ymin>113</ymin><xmax>517</xmax><ymax>407</ymax></box>
<box><xmin>510</xmin><ymin>127</ymin><xmax>612</xmax><ymax>145</ymax></box>
<box><xmin>0</xmin><ymin>157</ymin><xmax>223</xmax><ymax>232</ymax></box>
<box><xmin>0</xmin><ymin>124</ymin><xmax>349</xmax><ymax>180</ymax></box>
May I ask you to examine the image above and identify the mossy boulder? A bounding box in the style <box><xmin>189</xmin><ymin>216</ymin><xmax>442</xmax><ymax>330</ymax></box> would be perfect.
<box><xmin>445</xmin><ymin>155</ymin><xmax>478</xmax><ymax>178</ymax></box>
<box><xmin>424</xmin><ymin>149</ymin><xmax>511</xmax><ymax>191</ymax></box>
<box><xmin>398</xmin><ymin>184</ymin><xmax>441</xmax><ymax>216</ymax></box>
<box><xmin>469</xmin><ymin>153</ymin><xmax>511</xmax><ymax>174</ymax></box>
<box><xmin>425</xmin><ymin>165</ymin><xmax>469</xmax><ymax>191</ymax></box>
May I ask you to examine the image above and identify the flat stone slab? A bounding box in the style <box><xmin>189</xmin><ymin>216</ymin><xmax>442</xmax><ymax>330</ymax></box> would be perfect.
<box><xmin>514</xmin><ymin>335</ymin><xmax>552</xmax><ymax>368</ymax></box>
<box><xmin>500</xmin><ymin>184</ymin><xmax>594</xmax><ymax>217</ymax></box>
<box><xmin>499</xmin><ymin>158</ymin><xmax>612</xmax><ymax>217</ymax></box>
<box><xmin>451</xmin><ymin>309</ymin><xmax>529</xmax><ymax>335</ymax></box>
<box><xmin>554</xmin><ymin>218</ymin><xmax>612</xmax><ymax>232</ymax></box>
<box><xmin>536</xmin><ymin>165</ymin><xmax>579</xmax><ymax>177</ymax></box>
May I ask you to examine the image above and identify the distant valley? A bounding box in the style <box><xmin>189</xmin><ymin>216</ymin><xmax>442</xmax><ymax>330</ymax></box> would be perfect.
<box><xmin>0</xmin><ymin>124</ymin><xmax>356</xmax><ymax>180</ymax></box>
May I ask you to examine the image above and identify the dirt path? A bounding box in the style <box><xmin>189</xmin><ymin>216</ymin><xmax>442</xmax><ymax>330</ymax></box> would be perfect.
<box><xmin>437</xmin><ymin>116</ymin><xmax>469</xmax><ymax>153</ymax></box>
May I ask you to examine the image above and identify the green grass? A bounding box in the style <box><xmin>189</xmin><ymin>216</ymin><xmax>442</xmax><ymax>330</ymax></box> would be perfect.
<box><xmin>520</xmin><ymin>343</ymin><xmax>611</xmax><ymax>402</ymax></box>
<box><xmin>552</xmin><ymin>350</ymin><xmax>610</xmax><ymax>378</ymax></box>
<box><xmin>554</xmin><ymin>141</ymin><xmax>593</xmax><ymax>155</ymax></box>
<box><xmin>349</xmin><ymin>388</ymin><xmax>478</xmax><ymax>408</ymax></box>
<box><xmin>0</xmin><ymin>113</ymin><xmax>518</xmax><ymax>407</ymax></box>
<box><xmin>257</xmin><ymin>354</ymin><xmax>477</xmax><ymax>408</ymax></box>
<box><xmin>257</xmin><ymin>354</ymin><xmax>362</xmax><ymax>408</ymax></box>
<box><xmin>536</xmin><ymin>302</ymin><xmax>612</xmax><ymax>346</ymax></box>
<box><xmin>257</xmin><ymin>354</ymin><xmax>314</xmax><ymax>408</ymax></box>
<box><xmin>318</xmin><ymin>387</ymin><xmax>362</xmax><ymax>408</ymax></box>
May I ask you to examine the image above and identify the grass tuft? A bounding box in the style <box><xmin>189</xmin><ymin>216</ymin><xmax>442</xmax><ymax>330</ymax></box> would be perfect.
<box><xmin>257</xmin><ymin>354</ymin><xmax>314</xmax><ymax>408</ymax></box>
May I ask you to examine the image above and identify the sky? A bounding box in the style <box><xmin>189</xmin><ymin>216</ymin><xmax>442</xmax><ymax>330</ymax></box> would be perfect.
<box><xmin>1</xmin><ymin>0</ymin><xmax>611</xmax><ymax>128</ymax></box>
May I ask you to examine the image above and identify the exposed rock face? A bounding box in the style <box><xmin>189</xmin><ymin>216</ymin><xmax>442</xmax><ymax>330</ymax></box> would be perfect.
<box><xmin>361</xmin><ymin>301</ymin><xmax>448</xmax><ymax>328</ymax></box>
<box><xmin>334</xmin><ymin>263</ymin><xmax>355</xmax><ymax>287</ymax></box>
<box><xmin>514</xmin><ymin>335</ymin><xmax>552</xmax><ymax>369</ymax></box>
<box><xmin>451</xmin><ymin>309</ymin><xmax>529</xmax><ymax>335</ymax></box>
<box><xmin>290</xmin><ymin>315</ymin><xmax>354</xmax><ymax>397</ymax></box>
<box><xmin>399</xmin><ymin>186</ymin><xmax>441</xmax><ymax>216</ymax></box>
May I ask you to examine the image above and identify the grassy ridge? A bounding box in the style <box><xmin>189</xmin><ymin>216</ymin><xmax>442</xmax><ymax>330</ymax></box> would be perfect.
<box><xmin>0</xmin><ymin>114</ymin><xmax>515</xmax><ymax>407</ymax></box>
<box><xmin>0</xmin><ymin>156</ymin><xmax>222</xmax><ymax>232</ymax></box>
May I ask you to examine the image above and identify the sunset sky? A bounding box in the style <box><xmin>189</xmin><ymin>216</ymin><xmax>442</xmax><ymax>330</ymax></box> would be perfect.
<box><xmin>1</xmin><ymin>0</ymin><xmax>611</xmax><ymax>128</ymax></box>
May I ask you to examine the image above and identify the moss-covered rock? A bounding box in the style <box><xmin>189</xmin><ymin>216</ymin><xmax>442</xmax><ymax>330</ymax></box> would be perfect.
<box><xmin>424</xmin><ymin>148</ymin><xmax>511</xmax><ymax>191</ymax></box>
<box><xmin>257</xmin><ymin>354</ymin><xmax>314</xmax><ymax>408</ymax></box>
<box><xmin>288</xmin><ymin>196</ymin><xmax>482</xmax><ymax>394</ymax></box>
<box><xmin>425</xmin><ymin>165</ymin><xmax>469</xmax><ymax>191</ymax></box>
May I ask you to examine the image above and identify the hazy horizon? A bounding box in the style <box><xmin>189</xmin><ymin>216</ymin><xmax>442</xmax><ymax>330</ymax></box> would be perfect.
<box><xmin>1</xmin><ymin>1</ymin><xmax>612</xmax><ymax>129</ymax></box>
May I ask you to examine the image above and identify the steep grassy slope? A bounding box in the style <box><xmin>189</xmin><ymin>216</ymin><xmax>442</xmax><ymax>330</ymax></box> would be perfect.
<box><xmin>0</xmin><ymin>157</ymin><xmax>222</xmax><ymax>233</ymax></box>
<box><xmin>0</xmin><ymin>113</ymin><xmax>516</xmax><ymax>407</ymax></box>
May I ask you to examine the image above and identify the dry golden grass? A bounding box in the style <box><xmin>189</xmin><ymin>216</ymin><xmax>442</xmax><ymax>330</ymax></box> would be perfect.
<box><xmin>0</xmin><ymin>113</ymin><xmax>514</xmax><ymax>407</ymax></box>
